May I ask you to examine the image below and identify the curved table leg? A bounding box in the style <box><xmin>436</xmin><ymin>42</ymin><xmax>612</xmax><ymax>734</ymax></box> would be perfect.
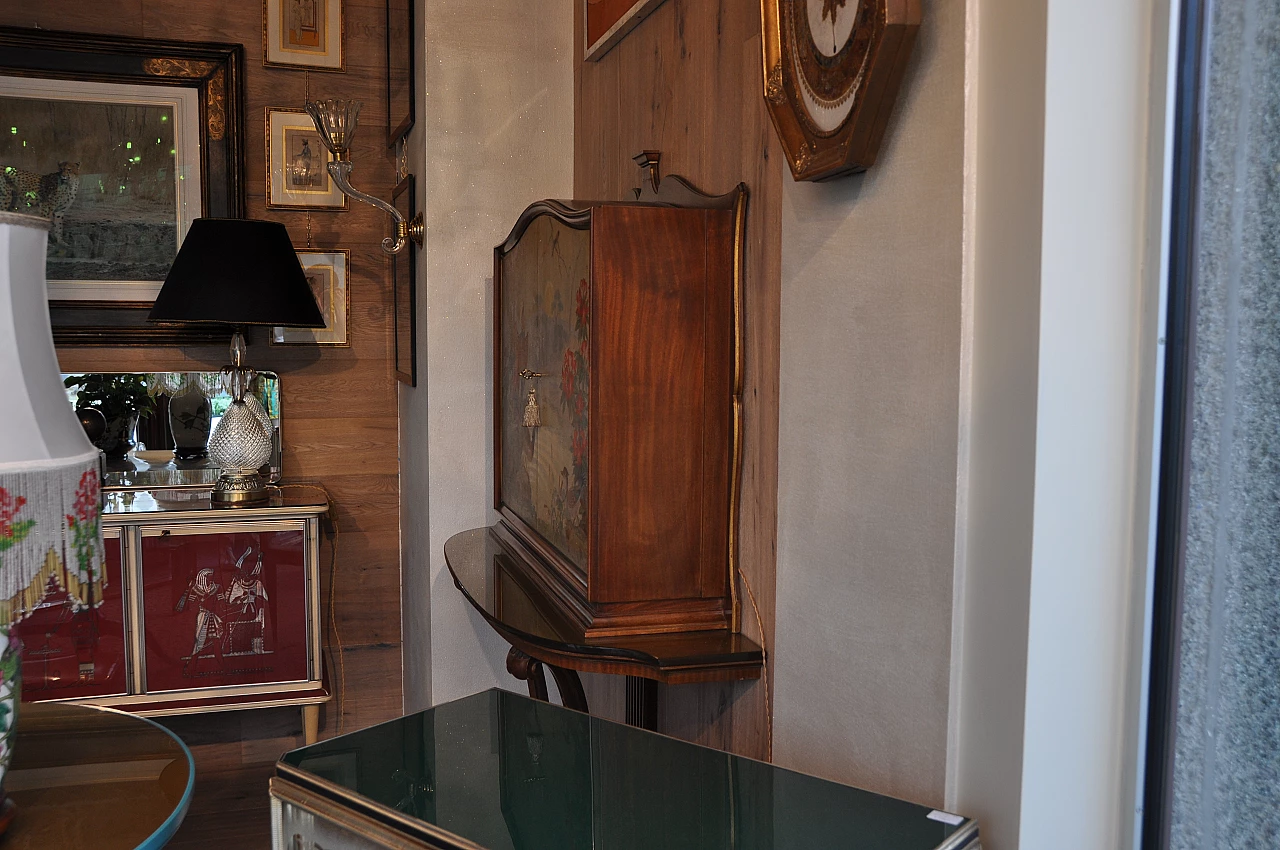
<box><xmin>547</xmin><ymin>664</ymin><xmax>590</xmax><ymax>714</ymax></box>
<box><xmin>506</xmin><ymin>647</ymin><xmax>549</xmax><ymax>702</ymax></box>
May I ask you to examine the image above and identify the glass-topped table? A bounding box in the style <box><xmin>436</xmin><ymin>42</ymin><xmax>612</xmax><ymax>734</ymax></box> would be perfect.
<box><xmin>6</xmin><ymin>701</ymin><xmax>194</xmax><ymax>849</ymax></box>
<box><xmin>273</xmin><ymin>689</ymin><xmax>980</xmax><ymax>850</ymax></box>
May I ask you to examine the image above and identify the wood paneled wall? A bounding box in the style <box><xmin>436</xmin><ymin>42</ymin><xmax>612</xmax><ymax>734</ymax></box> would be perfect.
<box><xmin>575</xmin><ymin>0</ymin><xmax>782</xmax><ymax>761</ymax></box>
<box><xmin>0</xmin><ymin>0</ymin><xmax>403</xmax><ymax>816</ymax></box>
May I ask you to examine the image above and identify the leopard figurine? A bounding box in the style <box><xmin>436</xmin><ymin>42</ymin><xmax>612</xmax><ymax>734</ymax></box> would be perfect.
<box><xmin>0</xmin><ymin>161</ymin><xmax>81</xmax><ymax>243</ymax></box>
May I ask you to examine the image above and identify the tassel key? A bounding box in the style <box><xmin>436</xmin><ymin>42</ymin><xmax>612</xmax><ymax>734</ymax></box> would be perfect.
<box><xmin>519</xmin><ymin>370</ymin><xmax>544</xmax><ymax>428</ymax></box>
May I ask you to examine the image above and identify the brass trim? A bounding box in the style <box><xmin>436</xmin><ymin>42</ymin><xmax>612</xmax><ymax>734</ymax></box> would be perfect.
<box><xmin>275</xmin><ymin>766</ymin><xmax>492</xmax><ymax>850</ymax></box>
<box><xmin>126</xmin><ymin>524</ymin><xmax>146</xmax><ymax>695</ymax></box>
<box><xmin>68</xmin><ymin>678</ymin><xmax>324</xmax><ymax>708</ymax></box>
<box><xmin>139</xmin><ymin>519</ymin><xmax>308</xmax><ymax>537</ymax></box>
<box><xmin>132</xmin><ymin>692</ymin><xmax>329</xmax><ymax>717</ymax></box>
<box><xmin>307</xmin><ymin>516</ymin><xmax>323</xmax><ymax>681</ymax></box>
<box><xmin>271</xmin><ymin>778</ymin><xmax>438</xmax><ymax>850</ymax></box>
<box><xmin>103</xmin><ymin>502</ymin><xmax>327</xmax><ymax>527</ymax></box>
<box><xmin>760</xmin><ymin>0</ymin><xmax>784</xmax><ymax>103</ymax></box>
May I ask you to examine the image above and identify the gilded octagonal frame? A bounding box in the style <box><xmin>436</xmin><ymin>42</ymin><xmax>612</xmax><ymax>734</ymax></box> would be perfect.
<box><xmin>761</xmin><ymin>0</ymin><xmax>922</xmax><ymax>181</ymax></box>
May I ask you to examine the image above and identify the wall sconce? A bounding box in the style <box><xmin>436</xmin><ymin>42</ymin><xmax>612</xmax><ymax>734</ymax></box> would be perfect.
<box><xmin>305</xmin><ymin>98</ymin><xmax>424</xmax><ymax>255</ymax></box>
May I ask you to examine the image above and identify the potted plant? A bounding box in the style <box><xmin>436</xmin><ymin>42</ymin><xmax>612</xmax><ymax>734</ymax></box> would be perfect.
<box><xmin>63</xmin><ymin>374</ymin><xmax>155</xmax><ymax>459</ymax></box>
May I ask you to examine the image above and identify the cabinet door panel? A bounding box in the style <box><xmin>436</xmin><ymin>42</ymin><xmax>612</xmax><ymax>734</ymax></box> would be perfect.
<box><xmin>141</xmin><ymin>527</ymin><xmax>309</xmax><ymax>692</ymax></box>
<box><xmin>498</xmin><ymin>213</ymin><xmax>592</xmax><ymax>573</ymax></box>
<box><xmin>16</xmin><ymin>531</ymin><xmax>128</xmax><ymax>701</ymax></box>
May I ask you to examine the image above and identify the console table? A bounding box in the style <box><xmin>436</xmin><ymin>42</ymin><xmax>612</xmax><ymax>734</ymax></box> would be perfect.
<box><xmin>445</xmin><ymin>527</ymin><xmax>763</xmax><ymax>730</ymax></box>
<box><xmin>14</xmin><ymin>487</ymin><xmax>330</xmax><ymax>743</ymax></box>
<box><xmin>272</xmin><ymin>689</ymin><xmax>982</xmax><ymax>850</ymax></box>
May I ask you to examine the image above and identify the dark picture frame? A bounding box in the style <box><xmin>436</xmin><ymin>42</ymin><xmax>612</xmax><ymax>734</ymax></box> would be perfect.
<box><xmin>386</xmin><ymin>0</ymin><xmax>415</xmax><ymax>146</ymax></box>
<box><xmin>392</xmin><ymin>175</ymin><xmax>417</xmax><ymax>385</ymax></box>
<box><xmin>0</xmin><ymin>26</ymin><xmax>245</xmax><ymax>346</ymax></box>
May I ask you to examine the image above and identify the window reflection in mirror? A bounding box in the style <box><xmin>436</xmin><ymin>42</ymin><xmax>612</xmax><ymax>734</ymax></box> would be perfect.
<box><xmin>62</xmin><ymin>371</ymin><xmax>282</xmax><ymax>490</ymax></box>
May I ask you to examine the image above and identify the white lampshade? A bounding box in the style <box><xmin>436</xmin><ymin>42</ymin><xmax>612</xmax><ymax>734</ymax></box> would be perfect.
<box><xmin>0</xmin><ymin>212</ymin><xmax>103</xmax><ymax>626</ymax></box>
<box><xmin>0</xmin><ymin>213</ymin><xmax>96</xmax><ymax>463</ymax></box>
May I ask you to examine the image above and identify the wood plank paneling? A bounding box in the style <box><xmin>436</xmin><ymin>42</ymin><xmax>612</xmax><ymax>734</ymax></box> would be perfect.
<box><xmin>0</xmin><ymin>2</ymin><xmax>404</xmax><ymax>845</ymax></box>
<box><xmin>575</xmin><ymin>0</ymin><xmax>781</xmax><ymax>761</ymax></box>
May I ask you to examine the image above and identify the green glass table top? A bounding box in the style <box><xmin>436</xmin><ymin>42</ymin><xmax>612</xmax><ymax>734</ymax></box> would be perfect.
<box><xmin>279</xmin><ymin>689</ymin><xmax>978</xmax><ymax>850</ymax></box>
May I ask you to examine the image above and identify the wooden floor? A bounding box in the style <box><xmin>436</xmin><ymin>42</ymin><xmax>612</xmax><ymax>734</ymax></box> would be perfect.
<box><xmin>159</xmin><ymin>709</ymin><xmax>303</xmax><ymax>849</ymax></box>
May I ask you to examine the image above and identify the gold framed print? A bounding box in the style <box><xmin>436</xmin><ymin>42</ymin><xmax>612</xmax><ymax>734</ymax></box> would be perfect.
<box><xmin>584</xmin><ymin>0</ymin><xmax>669</xmax><ymax>62</ymax></box>
<box><xmin>761</xmin><ymin>0</ymin><xmax>921</xmax><ymax>181</ymax></box>
<box><xmin>272</xmin><ymin>249</ymin><xmax>349</xmax><ymax>346</ymax></box>
<box><xmin>264</xmin><ymin>0</ymin><xmax>344</xmax><ymax>71</ymax></box>
<box><xmin>266</xmin><ymin>108</ymin><xmax>347</xmax><ymax>210</ymax></box>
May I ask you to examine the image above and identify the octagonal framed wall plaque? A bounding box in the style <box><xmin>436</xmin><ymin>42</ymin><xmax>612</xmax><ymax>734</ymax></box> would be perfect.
<box><xmin>761</xmin><ymin>0</ymin><xmax>922</xmax><ymax>181</ymax></box>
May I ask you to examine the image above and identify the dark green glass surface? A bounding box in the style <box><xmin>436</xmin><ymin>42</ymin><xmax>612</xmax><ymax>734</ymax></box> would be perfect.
<box><xmin>281</xmin><ymin>690</ymin><xmax>974</xmax><ymax>850</ymax></box>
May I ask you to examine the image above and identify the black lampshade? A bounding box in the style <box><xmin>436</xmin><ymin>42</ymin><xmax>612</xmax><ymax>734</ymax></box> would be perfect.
<box><xmin>148</xmin><ymin>218</ymin><xmax>325</xmax><ymax>328</ymax></box>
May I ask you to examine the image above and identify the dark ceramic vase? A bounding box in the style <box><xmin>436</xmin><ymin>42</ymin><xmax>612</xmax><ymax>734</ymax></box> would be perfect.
<box><xmin>96</xmin><ymin>413</ymin><xmax>139</xmax><ymax>459</ymax></box>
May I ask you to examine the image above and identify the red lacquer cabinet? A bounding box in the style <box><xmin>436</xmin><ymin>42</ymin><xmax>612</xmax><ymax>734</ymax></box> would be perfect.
<box><xmin>15</xmin><ymin>489</ymin><xmax>328</xmax><ymax>739</ymax></box>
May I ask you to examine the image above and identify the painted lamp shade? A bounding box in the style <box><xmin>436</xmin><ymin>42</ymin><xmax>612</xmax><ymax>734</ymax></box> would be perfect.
<box><xmin>0</xmin><ymin>213</ymin><xmax>105</xmax><ymax>765</ymax></box>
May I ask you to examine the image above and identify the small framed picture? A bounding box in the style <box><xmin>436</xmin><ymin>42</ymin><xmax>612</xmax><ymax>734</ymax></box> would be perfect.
<box><xmin>273</xmin><ymin>250</ymin><xmax>349</xmax><ymax>346</ymax></box>
<box><xmin>264</xmin><ymin>0</ymin><xmax>344</xmax><ymax>71</ymax></box>
<box><xmin>385</xmin><ymin>0</ymin><xmax>414</xmax><ymax>146</ymax></box>
<box><xmin>392</xmin><ymin>175</ymin><xmax>416</xmax><ymax>385</ymax></box>
<box><xmin>266</xmin><ymin>108</ymin><xmax>347</xmax><ymax>210</ymax></box>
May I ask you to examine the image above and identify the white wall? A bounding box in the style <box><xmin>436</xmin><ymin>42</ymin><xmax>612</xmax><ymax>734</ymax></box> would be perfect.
<box><xmin>1017</xmin><ymin>0</ymin><xmax>1170</xmax><ymax>846</ymax></box>
<box><xmin>400</xmin><ymin>0</ymin><xmax>575</xmax><ymax>712</ymax></box>
<box><xmin>950</xmin><ymin>0</ymin><xmax>1173</xmax><ymax>847</ymax></box>
<box><xmin>772</xmin><ymin>0</ymin><xmax>967</xmax><ymax>807</ymax></box>
<box><xmin>946</xmin><ymin>0</ymin><xmax>1048</xmax><ymax>845</ymax></box>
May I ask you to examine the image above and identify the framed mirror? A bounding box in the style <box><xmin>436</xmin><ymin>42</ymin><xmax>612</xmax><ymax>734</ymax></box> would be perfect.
<box><xmin>63</xmin><ymin>371</ymin><xmax>282</xmax><ymax>490</ymax></box>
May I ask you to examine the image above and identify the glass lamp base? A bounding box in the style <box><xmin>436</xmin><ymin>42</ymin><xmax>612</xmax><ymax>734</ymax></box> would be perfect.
<box><xmin>212</xmin><ymin>471</ymin><xmax>269</xmax><ymax>505</ymax></box>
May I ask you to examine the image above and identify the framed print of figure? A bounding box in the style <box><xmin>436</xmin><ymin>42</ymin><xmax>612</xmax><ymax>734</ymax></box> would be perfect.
<box><xmin>272</xmin><ymin>249</ymin><xmax>349</xmax><ymax>346</ymax></box>
<box><xmin>264</xmin><ymin>0</ymin><xmax>344</xmax><ymax>71</ymax></box>
<box><xmin>266</xmin><ymin>108</ymin><xmax>347</xmax><ymax>210</ymax></box>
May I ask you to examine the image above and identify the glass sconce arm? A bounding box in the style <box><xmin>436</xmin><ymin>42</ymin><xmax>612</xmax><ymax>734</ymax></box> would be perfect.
<box><xmin>326</xmin><ymin>160</ymin><xmax>421</xmax><ymax>255</ymax></box>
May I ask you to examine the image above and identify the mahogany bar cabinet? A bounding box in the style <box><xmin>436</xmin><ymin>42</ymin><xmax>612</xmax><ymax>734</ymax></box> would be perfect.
<box><xmin>493</xmin><ymin>158</ymin><xmax>747</xmax><ymax>638</ymax></box>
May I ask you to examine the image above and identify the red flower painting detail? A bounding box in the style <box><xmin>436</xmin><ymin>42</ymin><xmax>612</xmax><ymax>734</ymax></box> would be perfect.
<box><xmin>0</xmin><ymin>488</ymin><xmax>32</xmax><ymax>549</ymax></box>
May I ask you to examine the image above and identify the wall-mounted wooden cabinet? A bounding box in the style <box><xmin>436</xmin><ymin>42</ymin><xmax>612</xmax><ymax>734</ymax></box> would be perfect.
<box><xmin>493</xmin><ymin>177</ymin><xmax>746</xmax><ymax>638</ymax></box>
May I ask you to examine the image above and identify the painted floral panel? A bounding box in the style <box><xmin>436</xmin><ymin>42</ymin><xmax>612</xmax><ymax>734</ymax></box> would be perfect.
<box><xmin>500</xmin><ymin>214</ymin><xmax>590</xmax><ymax>571</ymax></box>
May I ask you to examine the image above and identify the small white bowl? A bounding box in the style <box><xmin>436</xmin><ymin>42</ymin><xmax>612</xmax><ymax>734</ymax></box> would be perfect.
<box><xmin>135</xmin><ymin>449</ymin><xmax>176</xmax><ymax>465</ymax></box>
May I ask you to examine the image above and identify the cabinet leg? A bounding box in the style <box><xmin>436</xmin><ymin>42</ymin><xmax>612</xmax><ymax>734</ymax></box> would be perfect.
<box><xmin>303</xmin><ymin>704</ymin><xmax>320</xmax><ymax>745</ymax></box>
<box><xmin>625</xmin><ymin>676</ymin><xmax>657</xmax><ymax>731</ymax></box>
<box><xmin>506</xmin><ymin>647</ymin><xmax>549</xmax><ymax>702</ymax></box>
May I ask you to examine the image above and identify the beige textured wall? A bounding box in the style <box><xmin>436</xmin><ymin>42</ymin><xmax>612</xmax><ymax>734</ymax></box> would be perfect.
<box><xmin>399</xmin><ymin>0</ymin><xmax>576</xmax><ymax>711</ymax></box>
<box><xmin>771</xmin><ymin>0</ymin><xmax>966</xmax><ymax>806</ymax></box>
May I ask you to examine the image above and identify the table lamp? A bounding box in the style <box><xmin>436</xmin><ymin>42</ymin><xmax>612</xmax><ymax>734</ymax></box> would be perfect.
<box><xmin>0</xmin><ymin>210</ymin><xmax>106</xmax><ymax>826</ymax></box>
<box><xmin>148</xmin><ymin>218</ymin><xmax>323</xmax><ymax>505</ymax></box>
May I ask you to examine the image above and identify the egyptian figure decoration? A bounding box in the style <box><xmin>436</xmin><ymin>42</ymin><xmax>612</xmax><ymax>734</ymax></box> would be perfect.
<box><xmin>0</xmin><ymin>161</ymin><xmax>81</xmax><ymax>243</ymax></box>
<box><xmin>175</xmin><ymin>545</ymin><xmax>272</xmax><ymax>673</ymax></box>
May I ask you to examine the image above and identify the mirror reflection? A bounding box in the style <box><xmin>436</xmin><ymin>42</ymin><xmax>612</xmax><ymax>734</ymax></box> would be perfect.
<box><xmin>62</xmin><ymin>371</ymin><xmax>282</xmax><ymax>490</ymax></box>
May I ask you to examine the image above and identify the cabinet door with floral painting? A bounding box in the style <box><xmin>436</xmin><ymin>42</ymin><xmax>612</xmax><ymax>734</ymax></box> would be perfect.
<box><xmin>140</xmin><ymin>523</ymin><xmax>311</xmax><ymax>693</ymax></box>
<box><xmin>15</xmin><ymin>527</ymin><xmax>128</xmax><ymax>701</ymax></box>
<box><xmin>497</xmin><ymin>212</ymin><xmax>591</xmax><ymax>574</ymax></box>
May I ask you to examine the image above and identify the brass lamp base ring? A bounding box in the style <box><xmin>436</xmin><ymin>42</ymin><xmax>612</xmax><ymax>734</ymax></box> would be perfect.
<box><xmin>212</xmin><ymin>471</ymin><xmax>270</xmax><ymax>506</ymax></box>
